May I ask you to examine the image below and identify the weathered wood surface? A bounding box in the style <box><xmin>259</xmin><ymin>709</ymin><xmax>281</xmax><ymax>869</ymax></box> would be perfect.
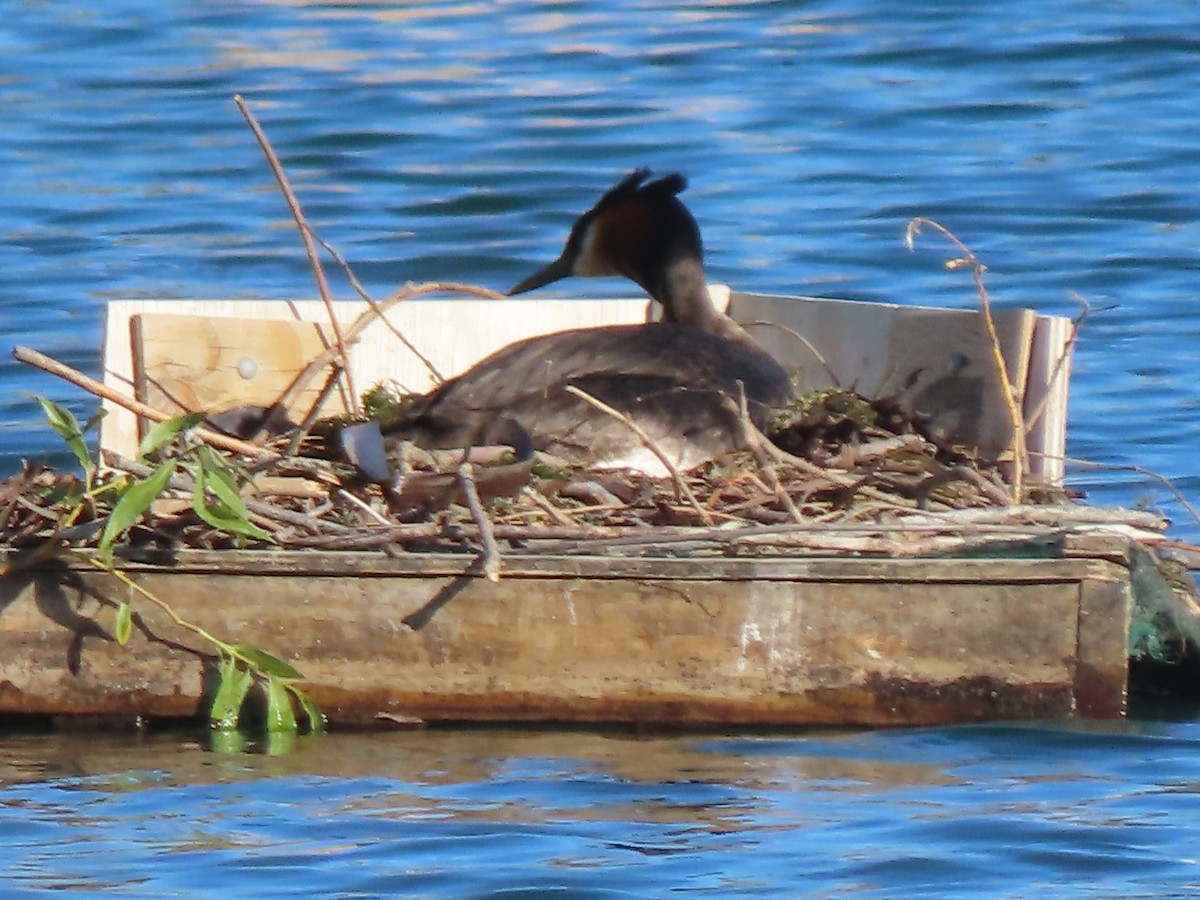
<box><xmin>0</xmin><ymin>549</ymin><xmax>1131</xmax><ymax>727</ymax></box>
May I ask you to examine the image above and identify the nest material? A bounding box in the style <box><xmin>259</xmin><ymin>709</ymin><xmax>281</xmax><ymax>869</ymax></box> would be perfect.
<box><xmin>2</xmin><ymin>388</ymin><xmax>1108</xmax><ymax>563</ymax></box>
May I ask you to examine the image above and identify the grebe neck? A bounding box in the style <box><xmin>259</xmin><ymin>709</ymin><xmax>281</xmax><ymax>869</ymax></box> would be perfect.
<box><xmin>652</xmin><ymin>256</ymin><xmax>763</xmax><ymax>352</ymax></box>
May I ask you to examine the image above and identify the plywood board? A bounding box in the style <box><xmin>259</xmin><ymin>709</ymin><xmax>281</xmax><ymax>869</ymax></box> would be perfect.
<box><xmin>131</xmin><ymin>313</ymin><xmax>350</xmax><ymax>438</ymax></box>
<box><xmin>731</xmin><ymin>292</ymin><xmax>1038</xmax><ymax>460</ymax></box>
<box><xmin>1024</xmin><ymin>314</ymin><xmax>1074</xmax><ymax>485</ymax></box>
<box><xmin>101</xmin><ymin>291</ymin><xmax>1071</xmax><ymax>483</ymax></box>
<box><xmin>101</xmin><ymin>296</ymin><xmax>659</xmax><ymax>458</ymax></box>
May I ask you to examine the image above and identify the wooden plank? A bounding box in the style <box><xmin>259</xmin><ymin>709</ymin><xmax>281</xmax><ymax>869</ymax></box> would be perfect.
<box><xmin>100</xmin><ymin>297</ymin><xmax>658</xmax><ymax>458</ymax></box>
<box><xmin>1074</xmin><ymin>577</ymin><xmax>1131</xmax><ymax>717</ymax></box>
<box><xmin>132</xmin><ymin>313</ymin><xmax>350</xmax><ymax>431</ymax></box>
<box><xmin>1024</xmin><ymin>313</ymin><xmax>1073</xmax><ymax>484</ymax></box>
<box><xmin>731</xmin><ymin>292</ymin><xmax>1038</xmax><ymax>458</ymax></box>
<box><xmin>109</xmin><ymin>548</ymin><xmax>1115</xmax><ymax>583</ymax></box>
<box><xmin>0</xmin><ymin>551</ymin><xmax>1131</xmax><ymax>727</ymax></box>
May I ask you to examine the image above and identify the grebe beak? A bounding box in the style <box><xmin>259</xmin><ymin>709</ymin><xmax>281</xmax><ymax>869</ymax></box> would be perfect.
<box><xmin>509</xmin><ymin>252</ymin><xmax>574</xmax><ymax>296</ymax></box>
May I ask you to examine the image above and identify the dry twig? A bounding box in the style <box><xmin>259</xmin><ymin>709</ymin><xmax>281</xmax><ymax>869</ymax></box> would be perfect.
<box><xmin>906</xmin><ymin>217</ymin><xmax>1027</xmax><ymax>500</ymax></box>
<box><xmin>234</xmin><ymin>95</ymin><xmax>358</xmax><ymax>414</ymax></box>
<box><xmin>564</xmin><ymin>384</ymin><xmax>714</xmax><ymax>526</ymax></box>
<box><xmin>14</xmin><ymin>346</ymin><xmax>278</xmax><ymax>461</ymax></box>
<box><xmin>730</xmin><ymin>385</ymin><xmax>804</xmax><ymax>524</ymax></box>
<box><xmin>458</xmin><ymin>462</ymin><xmax>502</xmax><ymax>581</ymax></box>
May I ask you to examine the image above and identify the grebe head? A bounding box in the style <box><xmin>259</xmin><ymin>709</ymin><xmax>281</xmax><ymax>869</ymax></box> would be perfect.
<box><xmin>509</xmin><ymin>169</ymin><xmax>719</xmax><ymax>326</ymax></box>
<box><xmin>387</xmin><ymin>170</ymin><xmax>793</xmax><ymax>475</ymax></box>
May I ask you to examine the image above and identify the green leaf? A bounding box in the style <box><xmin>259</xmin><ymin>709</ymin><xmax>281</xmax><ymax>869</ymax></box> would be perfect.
<box><xmin>190</xmin><ymin>452</ymin><xmax>272</xmax><ymax>543</ymax></box>
<box><xmin>191</xmin><ymin>474</ymin><xmax>272</xmax><ymax>542</ymax></box>
<box><xmin>37</xmin><ymin>397</ymin><xmax>90</xmax><ymax>470</ymax></box>
<box><xmin>264</xmin><ymin>676</ymin><xmax>297</xmax><ymax>733</ymax></box>
<box><xmin>114</xmin><ymin>602</ymin><xmax>133</xmax><ymax>646</ymax></box>
<box><xmin>37</xmin><ymin>395</ymin><xmax>82</xmax><ymax>439</ymax></box>
<box><xmin>197</xmin><ymin>451</ymin><xmax>249</xmax><ymax>515</ymax></box>
<box><xmin>209</xmin><ymin>656</ymin><xmax>254</xmax><ymax>731</ymax></box>
<box><xmin>137</xmin><ymin>410</ymin><xmax>208</xmax><ymax>460</ymax></box>
<box><xmin>233</xmin><ymin>644</ymin><xmax>304</xmax><ymax>680</ymax></box>
<box><xmin>97</xmin><ymin>460</ymin><xmax>176</xmax><ymax>560</ymax></box>
<box><xmin>288</xmin><ymin>685</ymin><xmax>327</xmax><ymax>734</ymax></box>
<box><xmin>197</xmin><ymin>444</ymin><xmax>242</xmax><ymax>483</ymax></box>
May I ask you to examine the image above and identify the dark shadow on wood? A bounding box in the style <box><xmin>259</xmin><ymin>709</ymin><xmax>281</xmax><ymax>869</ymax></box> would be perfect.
<box><xmin>30</xmin><ymin>567</ymin><xmax>114</xmax><ymax>673</ymax></box>
<box><xmin>402</xmin><ymin>557</ymin><xmax>487</xmax><ymax>630</ymax></box>
<box><xmin>5</xmin><ymin>560</ymin><xmax>216</xmax><ymax>716</ymax></box>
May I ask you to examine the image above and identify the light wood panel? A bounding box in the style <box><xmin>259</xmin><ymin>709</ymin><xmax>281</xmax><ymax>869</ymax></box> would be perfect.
<box><xmin>101</xmin><ymin>290</ymin><xmax>1070</xmax><ymax>483</ymax></box>
<box><xmin>131</xmin><ymin>313</ymin><xmax>349</xmax><ymax>439</ymax></box>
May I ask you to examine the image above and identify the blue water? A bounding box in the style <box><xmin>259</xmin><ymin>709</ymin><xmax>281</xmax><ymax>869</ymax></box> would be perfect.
<box><xmin>4</xmin><ymin>723</ymin><xmax>1200</xmax><ymax>897</ymax></box>
<box><xmin>4</xmin><ymin>1</ymin><xmax>1200</xmax><ymax>895</ymax></box>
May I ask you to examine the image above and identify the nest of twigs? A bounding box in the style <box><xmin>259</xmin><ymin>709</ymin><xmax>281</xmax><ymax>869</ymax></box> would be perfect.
<box><xmin>5</xmin><ymin>385</ymin><xmax>1124</xmax><ymax>577</ymax></box>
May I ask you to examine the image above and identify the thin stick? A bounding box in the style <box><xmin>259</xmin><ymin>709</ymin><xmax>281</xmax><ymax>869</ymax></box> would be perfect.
<box><xmin>336</xmin><ymin>488</ymin><xmax>391</xmax><ymax>526</ymax></box>
<box><xmin>83</xmin><ymin>555</ymin><xmax>226</xmax><ymax>650</ymax></box>
<box><xmin>1060</xmin><ymin>454</ymin><xmax>1200</xmax><ymax>528</ymax></box>
<box><xmin>732</xmin><ymin>401</ymin><xmax>917</xmax><ymax>510</ymax></box>
<box><xmin>564</xmin><ymin>384</ymin><xmax>714</xmax><ymax>526</ymax></box>
<box><xmin>458</xmin><ymin>462</ymin><xmax>502</xmax><ymax>581</ymax></box>
<box><xmin>916</xmin><ymin>465</ymin><xmax>1012</xmax><ymax>508</ymax></box>
<box><xmin>311</xmin><ymin>231</ymin><xmax>446</xmax><ymax>385</ymax></box>
<box><xmin>905</xmin><ymin>217</ymin><xmax>1026</xmax><ymax>501</ymax></box>
<box><xmin>14</xmin><ymin>345</ymin><xmax>278</xmax><ymax>461</ymax></box>
<box><xmin>742</xmin><ymin>319</ymin><xmax>841</xmax><ymax>387</ymax></box>
<box><xmin>520</xmin><ymin>485</ymin><xmax>577</xmax><ymax>527</ymax></box>
<box><xmin>234</xmin><ymin>94</ymin><xmax>358</xmax><ymax>413</ymax></box>
<box><xmin>285</xmin><ymin>367</ymin><xmax>343</xmax><ymax>458</ymax></box>
<box><xmin>731</xmin><ymin>384</ymin><xmax>804</xmax><ymax>524</ymax></box>
<box><xmin>269</xmin><ymin>281</ymin><xmax>506</xmax><ymax>418</ymax></box>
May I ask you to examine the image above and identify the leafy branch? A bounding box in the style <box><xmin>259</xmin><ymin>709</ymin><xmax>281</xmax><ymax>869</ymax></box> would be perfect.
<box><xmin>32</xmin><ymin>397</ymin><xmax>324</xmax><ymax>735</ymax></box>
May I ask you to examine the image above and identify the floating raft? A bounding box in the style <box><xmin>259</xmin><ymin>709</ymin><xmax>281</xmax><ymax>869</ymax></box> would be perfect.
<box><xmin>0</xmin><ymin>534</ymin><xmax>1161</xmax><ymax>727</ymax></box>
<box><xmin>4</xmin><ymin>291</ymin><xmax>1196</xmax><ymax>727</ymax></box>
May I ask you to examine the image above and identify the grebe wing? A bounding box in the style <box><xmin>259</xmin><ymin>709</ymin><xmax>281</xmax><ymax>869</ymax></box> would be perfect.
<box><xmin>414</xmin><ymin>324</ymin><xmax>789</xmax><ymax>413</ymax></box>
<box><xmin>388</xmin><ymin>323</ymin><xmax>791</xmax><ymax>468</ymax></box>
<box><xmin>489</xmin><ymin>371</ymin><xmax>760</xmax><ymax>470</ymax></box>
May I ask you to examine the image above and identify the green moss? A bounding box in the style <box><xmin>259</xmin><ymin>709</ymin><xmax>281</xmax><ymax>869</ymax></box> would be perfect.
<box><xmin>768</xmin><ymin>388</ymin><xmax>878</xmax><ymax>433</ymax></box>
<box><xmin>361</xmin><ymin>382</ymin><xmax>417</xmax><ymax>430</ymax></box>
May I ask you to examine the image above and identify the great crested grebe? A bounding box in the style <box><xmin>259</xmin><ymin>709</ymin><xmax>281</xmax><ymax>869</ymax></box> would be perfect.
<box><xmin>385</xmin><ymin>169</ymin><xmax>792</xmax><ymax>473</ymax></box>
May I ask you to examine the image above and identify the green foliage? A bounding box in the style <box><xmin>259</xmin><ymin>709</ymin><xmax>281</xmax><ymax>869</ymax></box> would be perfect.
<box><xmin>187</xmin><ymin>446</ymin><xmax>271</xmax><ymax>542</ymax></box>
<box><xmin>137</xmin><ymin>410</ymin><xmax>207</xmax><ymax>459</ymax></box>
<box><xmin>232</xmin><ymin>644</ymin><xmax>305</xmax><ymax>680</ymax></box>
<box><xmin>769</xmin><ymin>387</ymin><xmax>879</xmax><ymax>433</ymax></box>
<box><xmin>207</xmin><ymin>651</ymin><xmax>323</xmax><ymax>735</ymax></box>
<box><xmin>36</xmin><ymin>397</ymin><xmax>92</xmax><ymax>472</ymax></box>
<box><xmin>113</xmin><ymin>602</ymin><xmax>133</xmax><ymax>646</ymax></box>
<box><xmin>264</xmin><ymin>676</ymin><xmax>297</xmax><ymax>733</ymax></box>
<box><xmin>290</xmin><ymin>687</ymin><xmax>328</xmax><ymax>734</ymax></box>
<box><xmin>34</xmin><ymin>395</ymin><xmax>323</xmax><ymax>742</ymax></box>
<box><xmin>97</xmin><ymin>459</ymin><xmax>176</xmax><ymax>562</ymax></box>
<box><xmin>361</xmin><ymin>381</ymin><xmax>415</xmax><ymax>430</ymax></box>
<box><xmin>210</xmin><ymin>655</ymin><xmax>255</xmax><ymax>731</ymax></box>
